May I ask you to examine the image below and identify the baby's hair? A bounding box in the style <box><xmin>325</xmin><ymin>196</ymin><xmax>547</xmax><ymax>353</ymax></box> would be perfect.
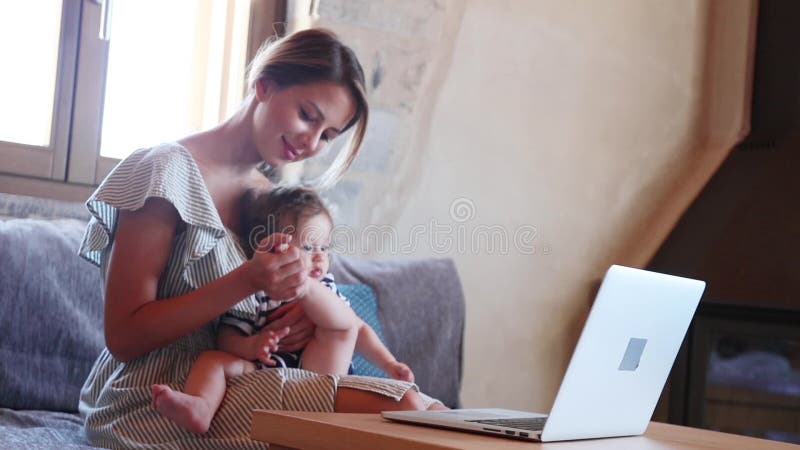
<box><xmin>240</xmin><ymin>186</ymin><xmax>333</xmax><ymax>258</ymax></box>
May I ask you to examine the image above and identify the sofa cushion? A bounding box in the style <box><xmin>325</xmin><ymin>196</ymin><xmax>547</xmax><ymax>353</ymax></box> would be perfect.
<box><xmin>0</xmin><ymin>218</ymin><xmax>104</xmax><ymax>412</ymax></box>
<box><xmin>0</xmin><ymin>408</ymin><xmax>93</xmax><ymax>449</ymax></box>
<box><xmin>330</xmin><ymin>254</ymin><xmax>465</xmax><ymax>408</ymax></box>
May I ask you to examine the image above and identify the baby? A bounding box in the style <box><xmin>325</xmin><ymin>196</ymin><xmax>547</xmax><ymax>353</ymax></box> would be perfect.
<box><xmin>151</xmin><ymin>186</ymin><xmax>414</xmax><ymax>433</ymax></box>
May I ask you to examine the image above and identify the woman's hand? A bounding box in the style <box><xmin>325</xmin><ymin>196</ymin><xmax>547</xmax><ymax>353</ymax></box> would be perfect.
<box><xmin>245</xmin><ymin>233</ymin><xmax>309</xmax><ymax>300</ymax></box>
<box><xmin>264</xmin><ymin>302</ymin><xmax>316</xmax><ymax>352</ymax></box>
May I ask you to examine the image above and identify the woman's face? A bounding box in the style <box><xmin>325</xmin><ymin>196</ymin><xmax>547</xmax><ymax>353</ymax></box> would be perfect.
<box><xmin>291</xmin><ymin>213</ymin><xmax>333</xmax><ymax>280</ymax></box>
<box><xmin>252</xmin><ymin>80</ymin><xmax>357</xmax><ymax>168</ymax></box>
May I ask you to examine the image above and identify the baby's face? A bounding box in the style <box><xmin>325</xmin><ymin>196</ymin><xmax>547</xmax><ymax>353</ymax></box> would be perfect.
<box><xmin>291</xmin><ymin>213</ymin><xmax>333</xmax><ymax>280</ymax></box>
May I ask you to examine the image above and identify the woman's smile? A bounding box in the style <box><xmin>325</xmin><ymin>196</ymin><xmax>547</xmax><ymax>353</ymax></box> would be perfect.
<box><xmin>282</xmin><ymin>136</ymin><xmax>300</xmax><ymax>161</ymax></box>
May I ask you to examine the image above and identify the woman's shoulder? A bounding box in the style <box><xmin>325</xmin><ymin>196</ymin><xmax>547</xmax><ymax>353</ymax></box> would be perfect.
<box><xmin>129</xmin><ymin>141</ymin><xmax>197</xmax><ymax>169</ymax></box>
<box><xmin>88</xmin><ymin>141</ymin><xmax>220</xmax><ymax>228</ymax></box>
<box><xmin>97</xmin><ymin>142</ymin><xmax>205</xmax><ymax>189</ymax></box>
<box><xmin>80</xmin><ymin>142</ymin><xmax>226</xmax><ymax>268</ymax></box>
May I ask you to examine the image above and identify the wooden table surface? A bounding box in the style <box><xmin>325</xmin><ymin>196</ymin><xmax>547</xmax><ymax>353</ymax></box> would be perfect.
<box><xmin>251</xmin><ymin>410</ymin><xmax>799</xmax><ymax>450</ymax></box>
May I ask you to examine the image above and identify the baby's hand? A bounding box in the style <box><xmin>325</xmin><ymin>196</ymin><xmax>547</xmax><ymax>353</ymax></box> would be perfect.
<box><xmin>252</xmin><ymin>327</ymin><xmax>290</xmax><ymax>366</ymax></box>
<box><xmin>384</xmin><ymin>361</ymin><xmax>415</xmax><ymax>383</ymax></box>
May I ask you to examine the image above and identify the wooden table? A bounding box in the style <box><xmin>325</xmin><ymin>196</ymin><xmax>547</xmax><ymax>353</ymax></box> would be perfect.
<box><xmin>251</xmin><ymin>410</ymin><xmax>799</xmax><ymax>450</ymax></box>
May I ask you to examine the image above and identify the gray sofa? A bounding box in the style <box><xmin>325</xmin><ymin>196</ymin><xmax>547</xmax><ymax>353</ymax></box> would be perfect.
<box><xmin>0</xmin><ymin>192</ymin><xmax>465</xmax><ymax>449</ymax></box>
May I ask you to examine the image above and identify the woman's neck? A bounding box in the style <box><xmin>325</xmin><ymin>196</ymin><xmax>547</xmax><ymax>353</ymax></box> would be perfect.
<box><xmin>181</xmin><ymin>96</ymin><xmax>262</xmax><ymax>175</ymax></box>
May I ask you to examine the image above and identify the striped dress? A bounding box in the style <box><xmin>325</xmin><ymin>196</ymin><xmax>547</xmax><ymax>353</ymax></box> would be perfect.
<box><xmin>77</xmin><ymin>143</ymin><xmax>421</xmax><ymax>449</ymax></box>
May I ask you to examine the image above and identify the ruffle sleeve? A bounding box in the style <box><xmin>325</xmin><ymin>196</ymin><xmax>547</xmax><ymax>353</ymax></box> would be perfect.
<box><xmin>77</xmin><ymin>143</ymin><xmax>227</xmax><ymax>289</ymax></box>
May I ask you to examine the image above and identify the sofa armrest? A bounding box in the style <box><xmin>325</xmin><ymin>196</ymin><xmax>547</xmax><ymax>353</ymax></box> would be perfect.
<box><xmin>0</xmin><ymin>217</ymin><xmax>104</xmax><ymax>412</ymax></box>
<box><xmin>330</xmin><ymin>254</ymin><xmax>465</xmax><ymax>408</ymax></box>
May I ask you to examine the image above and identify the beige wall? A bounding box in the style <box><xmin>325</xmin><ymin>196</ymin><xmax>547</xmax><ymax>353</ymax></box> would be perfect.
<box><xmin>315</xmin><ymin>0</ymin><xmax>756</xmax><ymax>409</ymax></box>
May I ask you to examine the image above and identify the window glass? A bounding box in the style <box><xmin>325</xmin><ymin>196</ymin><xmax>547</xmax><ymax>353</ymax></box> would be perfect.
<box><xmin>100</xmin><ymin>0</ymin><xmax>250</xmax><ymax>159</ymax></box>
<box><xmin>0</xmin><ymin>2</ymin><xmax>63</xmax><ymax>147</ymax></box>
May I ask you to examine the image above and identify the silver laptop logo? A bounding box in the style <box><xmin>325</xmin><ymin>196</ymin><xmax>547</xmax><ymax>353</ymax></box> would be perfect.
<box><xmin>618</xmin><ymin>337</ymin><xmax>647</xmax><ymax>371</ymax></box>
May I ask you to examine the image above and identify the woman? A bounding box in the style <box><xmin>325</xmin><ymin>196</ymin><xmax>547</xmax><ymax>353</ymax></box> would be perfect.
<box><xmin>78</xmin><ymin>28</ymin><xmax>441</xmax><ymax>448</ymax></box>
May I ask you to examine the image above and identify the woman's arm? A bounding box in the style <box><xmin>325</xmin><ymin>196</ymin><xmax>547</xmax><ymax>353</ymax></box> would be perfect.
<box><xmin>355</xmin><ymin>321</ymin><xmax>414</xmax><ymax>382</ymax></box>
<box><xmin>104</xmin><ymin>198</ymin><xmax>305</xmax><ymax>362</ymax></box>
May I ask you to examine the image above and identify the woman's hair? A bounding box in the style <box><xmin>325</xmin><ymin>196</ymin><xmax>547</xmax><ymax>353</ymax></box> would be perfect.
<box><xmin>247</xmin><ymin>28</ymin><xmax>368</xmax><ymax>188</ymax></box>
<box><xmin>239</xmin><ymin>186</ymin><xmax>333</xmax><ymax>258</ymax></box>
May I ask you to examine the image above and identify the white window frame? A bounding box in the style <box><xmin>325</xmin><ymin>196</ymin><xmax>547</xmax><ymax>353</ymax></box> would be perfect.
<box><xmin>67</xmin><ymin>0</ymin><xmax>109</xmax><ymax>185</ymax></box>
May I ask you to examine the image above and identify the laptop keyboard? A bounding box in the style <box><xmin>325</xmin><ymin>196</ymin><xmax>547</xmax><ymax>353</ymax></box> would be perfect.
<box><xmin>467</xmin><ymin>416</ymin><xmax>547</xmax><ymax>431</ymax></box>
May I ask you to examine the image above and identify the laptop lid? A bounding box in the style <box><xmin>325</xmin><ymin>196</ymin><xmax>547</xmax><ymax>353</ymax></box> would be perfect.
<box><xmin>540</xmin><ymin>264</ymin><xmax>704</xmax><ymax>441</ymax></box>
<box><xmin>382</xmin><ymin>265</ymin><xmax>704</xmax><ymax>442</ymax></box>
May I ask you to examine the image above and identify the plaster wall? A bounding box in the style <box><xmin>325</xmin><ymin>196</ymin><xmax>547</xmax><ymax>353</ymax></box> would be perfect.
<box><xmin>311</xmin><ymin>0</ymin><xmax>756</xmax><ymax>409</ymax></box>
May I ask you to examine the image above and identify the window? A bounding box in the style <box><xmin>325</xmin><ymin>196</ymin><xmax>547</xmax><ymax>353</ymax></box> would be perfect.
<box><xmin>100</xmin><ymin>0</ymin><xmax>252</xmax><ymax>160</ymax></box>
<box><xmin>72</xmin><ymin>0</ymin><xmax>255</xmax><ymax>184</ymax></box>
<box><xmin>0</xmin><ymin>0</ymin><xmax>282</xmax><ymax>189</ymax></box>
<box><xmin>0</xmin><ymin>0</ymin><xmax>78</xmax><ymax>179</ymax></box>
<box><xmin>0</xmin><ymin>3</ymin><xmax>64</xmax><ymax>147</ymax></box>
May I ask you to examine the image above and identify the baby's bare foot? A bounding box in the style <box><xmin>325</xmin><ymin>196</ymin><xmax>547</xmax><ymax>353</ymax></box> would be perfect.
<box><xmin>151</xmin><ymin>384</ymin><xmax>213</xmax><ymax>434</ymax></box>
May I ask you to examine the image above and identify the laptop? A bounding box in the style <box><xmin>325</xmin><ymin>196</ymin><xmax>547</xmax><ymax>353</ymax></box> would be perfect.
<box><xmin>382</xmin><ymin>264</ymin><xmax>705</xmax><ymax>442</ymax></box>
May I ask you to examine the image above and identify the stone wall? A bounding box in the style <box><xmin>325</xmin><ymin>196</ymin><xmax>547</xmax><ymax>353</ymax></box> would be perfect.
<box><xmin>303</xmin><ymin>0</ymin><xmax>456</xmax><ymax>240</ymax></box>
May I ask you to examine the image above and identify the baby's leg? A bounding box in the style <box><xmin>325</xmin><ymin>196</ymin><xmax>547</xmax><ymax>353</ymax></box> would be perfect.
<box><xmin>300</xmin><ymin>325</ymin><xmax>358</xmax><ymax>375</ymax></box>
<box><xmin>296</xmin><ymin>284</ymin><xmax>360</xmax><ymax>375</ymax></box>
<box><xmin>151</xmin><ymin>350</ymin><xmax>255</xmax><ymax>433</ymax></box>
